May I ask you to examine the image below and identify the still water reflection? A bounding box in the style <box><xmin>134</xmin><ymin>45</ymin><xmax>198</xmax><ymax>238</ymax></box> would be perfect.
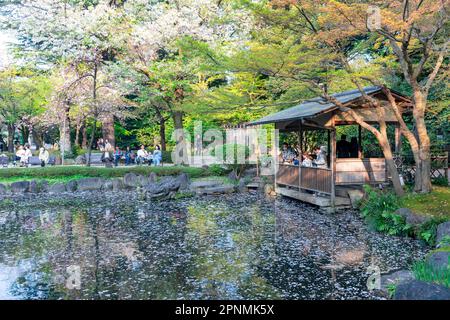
<box><xmin>0</xmin><ymin>193</ymin><xmax>426</xmax><ymax>300</ymax></box>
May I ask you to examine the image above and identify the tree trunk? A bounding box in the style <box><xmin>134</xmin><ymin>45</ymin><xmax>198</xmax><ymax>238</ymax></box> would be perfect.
<box><xmin>413</xmin><ymin>90</ymin><xmax>432</xmax><ymax>193</ymax></box>
<box><xmin>380</xmin><ymin>140</ymin><xmax>405</xmax><ymax>196</ymax></box>
<box><xmin>60</xmin><ymin>106</ymin><xmax>71</xmax><ymax>156</ymax></box>
<box><xmin>159</xmin><ymin>120</ymin><xmax>166</xmax><ymax>151</ymax></box>
<box><xmin>21</xmin><ymin>126</ymin><xmax>30</xmax><ymax>145</ymax></box>
<box><xmin>75</xmin><ymin>122</ymin><xmax>81</xmax><ymax>147</ymax></box>
<box><xmin>87</xmin><ymin>64</ymin><xmax>99</xmax><ymax>167</ymax></box>
<box><xmin>86</xmin><ymin>120</ymin><xmax>97</xmax><ymax>167</ymax></box>
<box><xmin>32</xmin><ymin>129</ymin><xmax>43</xmax><ymax>149</ymax></box>
<box><xmin>7</xmin><ymin>124</ymin><xmax>15</xmax><ymax>153</ymax></box>
<box><xmin>102</xmin><ymin>114</ymin><xmax>115</xmax><ymax>147</ymax></box>
<box><xmin>172</xmin><ymin>110</ymin><xmax>188</xmax><ymax>165</ymax></box>
<box><xmin>154</xmin><ymin>106</ymin><xmax>166</xmax><ymax>151</ymax></box>
<box><xmin>81</xmin><ymin>122</ymin><xmax>88</xmax><ymax>149</ymax></box>
<box><xmin>173</xmin><ymin>110</ymin><xmax>183</xmax><ymax>130</ymax></box>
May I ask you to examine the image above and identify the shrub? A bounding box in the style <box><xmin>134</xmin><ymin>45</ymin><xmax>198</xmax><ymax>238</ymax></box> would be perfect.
<box><xmin>206</xmin><ymin>164</ymin><xmax>229</xmax><ymax>176</ymax></box>
<box><xmin>360</xmin><ymin>185</ymin><xmax>449</xmax><ymax>246</ymax></box>
<box><xmin>432</xmin><ymin>176</ymin><xmax>449</xmax><ymax>186</ymax></box>
<box><xmin>417</xmin><ymin>219</ymin><xmax>446</xmax><ymax>246</ymax></box>
<box><xmin>210</xmin><ymin>143</ymin><xmax>250</xmax><ymax>178</ymax></box>
<box><xmin>162</xmin><ymin>150</ymin><xmax>173</xmax><ymax>163</ymax></box>
<box><xmin>359</xmin><ymin>185</ymin><xmax>408</xmax><ymax>236</ymax></box>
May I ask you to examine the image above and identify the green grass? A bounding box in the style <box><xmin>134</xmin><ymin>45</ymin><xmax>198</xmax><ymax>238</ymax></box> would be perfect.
<box><xmin>412</xmin><ymin>248</ymin><xmax>450</xmax><ymax>288</ymax></box>
<box><xmin>0</xmin><ymin>165</ymin><xmax>210</xmax><ymax>184</ymax></box>
<box><xmin>401</xmin><ymin>186</ymin><xmax>450</xmax><ymax>220</ymax></box>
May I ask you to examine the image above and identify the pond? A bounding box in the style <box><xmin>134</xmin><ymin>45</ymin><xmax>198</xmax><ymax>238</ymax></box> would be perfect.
<box><xmin>0</xmin><ymin>192</ymin><xmax>427</xmax><ymax>300</ymax></box>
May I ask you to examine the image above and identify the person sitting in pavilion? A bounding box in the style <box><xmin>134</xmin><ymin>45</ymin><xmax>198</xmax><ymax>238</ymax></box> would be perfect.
<box><xmin>301</xmin><ymin>153</ymin><xmax>313</xmax><ymax>167</ymax></box>
<box><xmin>349</xmin><ymin>137</ymin><xmax>359</xmax><ymax>158</ymax></box>
<box><xmin>280</xmin><ymin>143</ymin><xmax>295</xmax><ymax>164</ymax></box>
<box><xmin>313</xmin><ymin>146</ymin><xmax>328</xmax><ymax>168</ymax></box>
<box><xmin>336</xmin><ymin>134</ymin><xmax>350</xmax><ymax>158</ymax></box>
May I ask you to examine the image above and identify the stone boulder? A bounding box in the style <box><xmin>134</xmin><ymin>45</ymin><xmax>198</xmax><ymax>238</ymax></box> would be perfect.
<box><xmin>102</xmin><ymin>180</ymin><xmax>113</xmax><ymax>191</ymax></box>
<box><xmin>144</xmin><ymin>174</ymin><xmax>189</xmax><ymax>199</ymax></box>
<box><xmin>137</xmin><ymin>175</ymin><xmax>153</xmax><ymax>187</ymax></box>
<box><xmin>176</xmin><ymin>173</ymin><xmax>190</xmax><ymax>191</ymax></box>
<box><xmin>159</xmin><ymin>176</ymin><xmax>182</xmax><ymax>192</ymax></box>
<box><xmin>380</xmin><ymin>270</ymin><xmax>415</xmax><ymax>295</ymax></box>
<box><xmin>148</xmin><ymin>172</ymin><xmax>158</xmax><ymax>183</ymax></box>
<box><xmin>66</xmin><ymin>180</ymin><xmax>78</xmax><ymax>192</ymax></box>
<box><xmin>394</xmin><ymin>280</ymin><xmax>450</xmax><ymax>300</ymax></box>
<box><xmin>395</xmin><ymin>208</ymin><xmax>430</xmax><ymax>226</ymax></box>
<box><xmin>123</xmin><ymin>173</ymin><xmax>140</xmax><ymax>188</ymax></box>
<box><xmin>112</xmin><ymin>178</ymin><xmax>124</xmax><ymax>192</ymax></box>
<box><xmin>39</xmin><ymin>181</ymin><xmax>49</xmax><ymax>193</ymax></box>
<box><xmin>75</xmin><ymin>155</ymin><xmax>86</xmax><ymax>165</ymax></box>
<box><xmin>10</xmin><ymin>181</ymin><xmax>30</xmax><ymax>193</ymax></box>
<box><xmin>348</xmin><ymin>190</ymin><xmax>364</xmax><ymax>209</ymax></box>
<box><xmin>237</xmin><ymin>179</ymin><xmax>248</xmax><ymax>193</ymax></box>
<box><xmin>0</xmin><ymin>183</ymin><xmax>6</xmax><ymax>194</ymax></box>
<box><xmin>77</xmin><ymin>178</ymin><xmax>105</xmax><ymax>191</ymax></box>
<box><xmin>426</xmin><ymin>251</ymin><xmax>450</xmax><ymax>271</ymax></box>
<box><xmin>436</xmin><ymin>221</ymin><xmax>450</xmax><ymax>247</ymax></box>
<box><xmin>29</xmin><ymin>180</ymin><xmax>39</xmax><ymax>193</ymax></box>
<box><xmin>48</xmin><ymin>183</ymin><xmax>67</xmax><ymax>193</ymax></box>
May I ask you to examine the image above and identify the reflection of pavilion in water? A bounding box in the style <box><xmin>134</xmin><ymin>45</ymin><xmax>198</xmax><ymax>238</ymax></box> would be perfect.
<box><xmin>272</xmin><ymin>198</ymin><xmax>369</xmax><ymax>299</ymax></box>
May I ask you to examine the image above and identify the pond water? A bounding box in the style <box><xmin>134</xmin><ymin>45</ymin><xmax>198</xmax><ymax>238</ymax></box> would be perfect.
<box><xmin>0</xmin><ymin>192</ymin><xmax>427</xmax><ymax>300</ymax></box>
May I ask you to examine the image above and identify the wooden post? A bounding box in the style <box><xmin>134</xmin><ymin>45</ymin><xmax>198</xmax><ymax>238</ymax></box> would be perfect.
<box><xmin>327</xmin><ymin>130</ymin><xmax>331</xmax><ymax>165</ymax></box>
<box><xmin>358</xmin><ymin>125</ymin><xmax>363</xmax><ymax>159</ymax></box>
<box><xmin>273</xmin><ymin>124</ymin><xmax>279</xmax><ymax>189</ymax></box>
<box><xmin>298</xmin><ymin>121</ymin><xmax>303</xmax><ymax>190</ymax></box>
<box><xmin>330</xmin><ymin>121</ymin><xmax>337</xmax><ymax>212</ymax></box>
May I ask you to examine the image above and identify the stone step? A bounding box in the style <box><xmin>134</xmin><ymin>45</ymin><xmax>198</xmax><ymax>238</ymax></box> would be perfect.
<box><xmin>195</xmin><ymin>184</ymin><xmax>235</xmax><ymax>195</ymax></box>
<box><xmin>190</xmin><ymin>180</ymin><xmax>224</xmax><ymax>189</ymax></box>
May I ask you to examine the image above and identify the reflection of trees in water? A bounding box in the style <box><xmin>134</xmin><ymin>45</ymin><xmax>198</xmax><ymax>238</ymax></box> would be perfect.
<box><xmin>183</xmin><ymin>198</ymin><xmax>281</xmax><ymax>299</ymax></box>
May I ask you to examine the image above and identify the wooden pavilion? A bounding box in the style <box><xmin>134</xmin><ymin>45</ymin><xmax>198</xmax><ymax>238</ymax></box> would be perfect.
<box><xmin>249</xmin><ymin>86</ymin><xmax>412</xmax><ymax>212</ymax></box>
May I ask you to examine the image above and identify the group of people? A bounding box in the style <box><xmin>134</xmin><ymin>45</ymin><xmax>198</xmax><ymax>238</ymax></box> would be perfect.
<box><xmin>279</xmin><ymin>134</ymin><xmax>360</xmax><ymax>168</ymax></box>
<box><xmin>280</xmin><ymin>143</ymin><xmax>328</xmax><ymax>169</ymax></box>
<box><xmin>96</xmin><ymin>139</ymin><xmax>163</xmax><ymax>167</ymax></box>
<box><xmin>14</xmin><ymin>144</ymin><xmax>50</xmax><ymax>167</ymax></box>
<box><xmin>337</xmin><ymin>134</ymin><xmax>359</xmax><ymax>158</ymax></box>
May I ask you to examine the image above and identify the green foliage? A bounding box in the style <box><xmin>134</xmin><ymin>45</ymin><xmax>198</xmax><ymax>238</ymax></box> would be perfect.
<box><xmin>412</xmin><ymin>258</ymin><xmax>450</xmax><ymax>288</ymax></box>
<box><xmin>206</xmin><ymin>164</ymin><xmax>229</xmax><ymax>176</ymax></box>
<box><xmin>360</xmin><ymin>185</ymin><xmax>450</xmax><ymax>245</ymax></box>
<box><xmin>360</xmin><ymin>185</ymin><xmax>407</xmax><ymax>236</ymax></box>
<box><xmin>417</xmin><ymin>219</ymin><xmax>443</xmax><ymax>246</ymax></box>
<box><xmin>432</xmin><ymin>177</ymin><xmax>449</xmax><ymax>187</ymax></box>
<box><xmin>0</xmin><ymin>166</ymin><xmax>208</xmax><ymax>181</ymax></box>
<box><xmin>387</xmin><ymin>283</ymin><xmax>397</xmax><ymax>299</ymax></box>
<box><xmin>439</xmin><ymin>236</ymin><xmax>450</xmax><ymax>247</ymax></box>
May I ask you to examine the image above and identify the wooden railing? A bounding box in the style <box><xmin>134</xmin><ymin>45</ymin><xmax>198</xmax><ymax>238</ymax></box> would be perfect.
<box><xmin>335</xmin><ymin>158</ymin><xmax>386</xmax><ymax>184</ymax></box>
<box><xmin>300</xmin><ymin>167</ymin><xmax>332</xmax><ymax>194</ymax></box>
<box><xmin>277</xmin><ymin>164</ymin><xmax>299</xmax><ymax>188</ymax></box>
<box><xmin>277</xmin><ymin>164</ymin><xmax>332</xmax><ymax>194</ymax></box>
